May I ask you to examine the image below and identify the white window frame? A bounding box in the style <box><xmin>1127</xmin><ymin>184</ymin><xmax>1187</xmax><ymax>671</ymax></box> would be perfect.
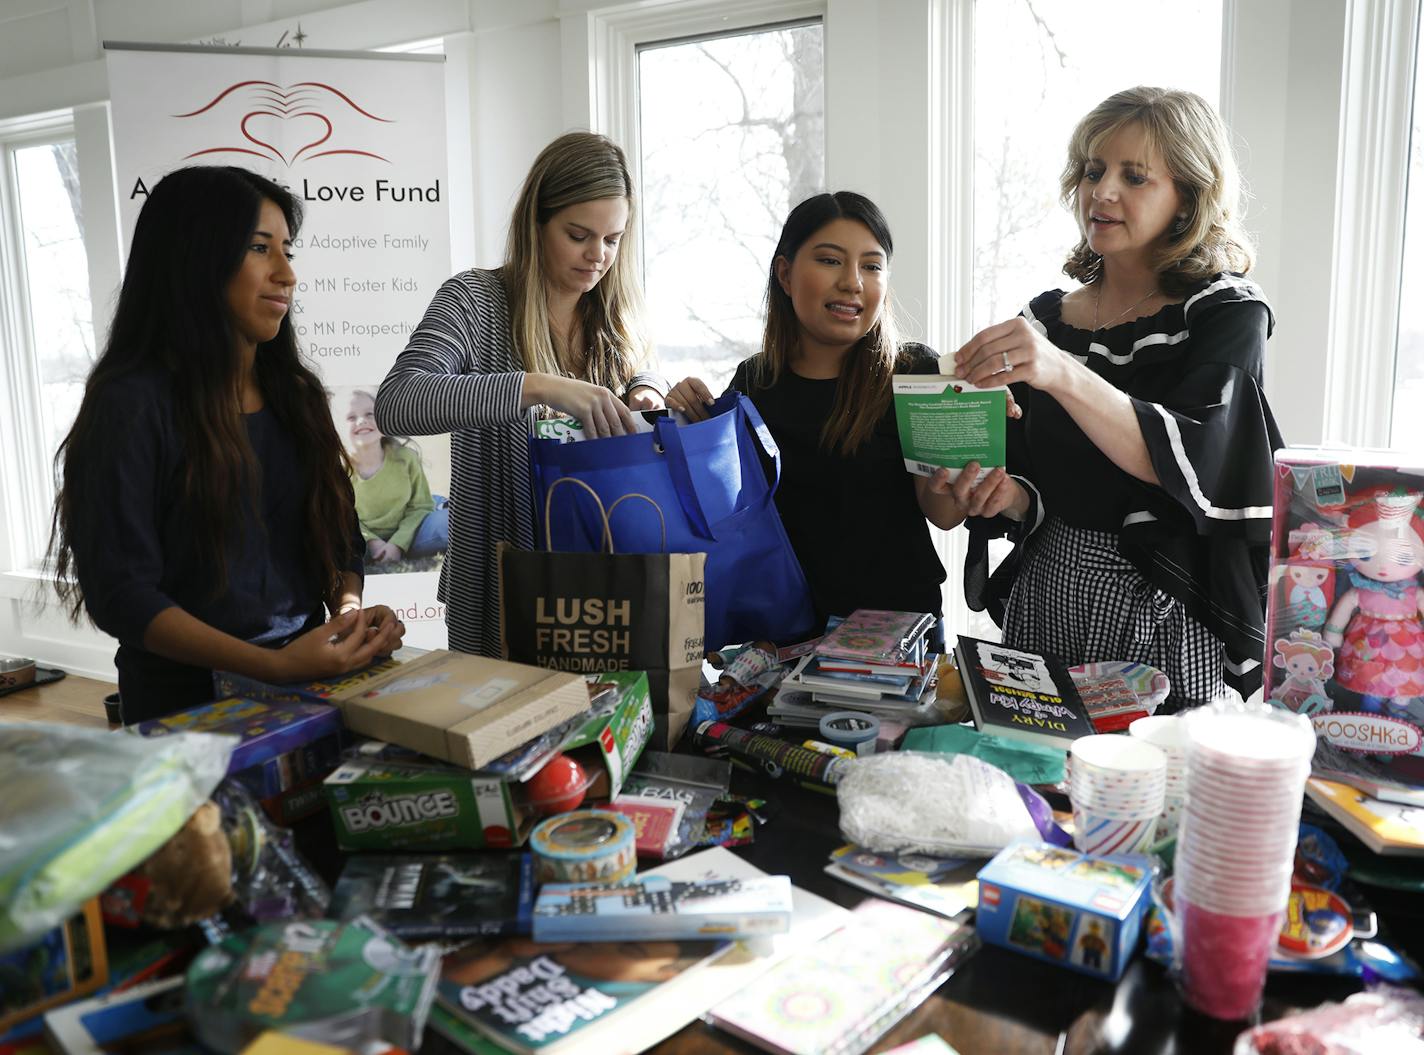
<box><xmin>1326</xmin><ymin>0</ymin><xmax>1420</xmax><ymax>447</ymax></box>
<box><xmin>0</xmin><ymin>112</ymin><xmax>82</xmax><ymax>583</ymax></box>
<box><xmin>562</xmin><ymin>0</ymin><xmax>825</xmax><ymax>159</ymax></box>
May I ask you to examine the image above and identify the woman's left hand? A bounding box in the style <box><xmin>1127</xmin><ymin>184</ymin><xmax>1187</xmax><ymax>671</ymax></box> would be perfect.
<box><xmin>626</xmin><ymin>385</ymin><xmax>665</xmax><ymax>411</ymax></box>
<box><xmin>331</xmin><ymin>604</ymin><xmax>406</xmax><ymax>654</ymax></box>
<box><xmin>364</xmin><ymin>604</ymin><xmax>406</xmax><ymax>655</ymax></box>
<box><xmin>954</xmin><ymin>317</ymin><xmax>1072</xmax><ymax>393</ymax></box>
<box><xmin>933</xmin><ymin>462</ymin><xmax>1030</xmax><ymax>520</ymax></box>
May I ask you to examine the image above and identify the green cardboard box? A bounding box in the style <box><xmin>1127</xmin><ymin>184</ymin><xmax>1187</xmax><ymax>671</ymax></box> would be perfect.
<box><xmin>324</xmin><ymin>756</ymin><xmax>530</xmax><ymax>851</ymax></box>
<box><xmin>323</xmin><ymin>671</ymin><xmax>652</xmax><ymax>851</ymax></box>
<box><xmin>575</xmin><ymin>670</ymin><xmax>654</xmax><ymax>800</ymax></box>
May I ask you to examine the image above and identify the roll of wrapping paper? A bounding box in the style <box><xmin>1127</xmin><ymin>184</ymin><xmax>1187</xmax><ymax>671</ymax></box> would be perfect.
<box><xmin>529</xmin><ymin>809</ymin><xmax>637</xmax><ymax>884</ymax></box>
<box><xmin>691</xmin><ymin>720</ymin><xmax>851</xmax><ymax>788</ymax></box>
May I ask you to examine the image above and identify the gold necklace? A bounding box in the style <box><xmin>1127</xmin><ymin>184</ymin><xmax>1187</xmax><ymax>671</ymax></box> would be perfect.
<box><xmin>1093</xmin><ymin>283</ymin><xmax>1159</xmax><ymax>331</ymax></box>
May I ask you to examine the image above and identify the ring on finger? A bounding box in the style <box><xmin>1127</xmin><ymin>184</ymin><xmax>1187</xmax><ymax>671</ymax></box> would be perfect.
<box><xmin>1000</xmin><ymin>351</ymin><xmax>1011</xmax><ymax>373</ymax></box>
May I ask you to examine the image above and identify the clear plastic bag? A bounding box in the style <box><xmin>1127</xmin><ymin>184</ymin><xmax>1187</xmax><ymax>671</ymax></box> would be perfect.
<box><xmin>837</xmin><ymin>751</ymin><xmax>1042</xmax><ymax>856</ymax></box>
<box><xmin>0</xmin><ymin>721</ymin><xmax>235</xmax><ymax>951</ymax></box>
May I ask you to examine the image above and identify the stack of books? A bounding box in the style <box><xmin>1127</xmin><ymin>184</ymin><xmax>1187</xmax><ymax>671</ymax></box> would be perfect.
<box><xmin>770</xmin><ymin>611</ymin><xmax>939</xmax><ymax>726</ymax></box>
<box><xmin>1305</xmin><ymin>777</ymin><xmax>1424</xmax><ymax>856</ymax></box>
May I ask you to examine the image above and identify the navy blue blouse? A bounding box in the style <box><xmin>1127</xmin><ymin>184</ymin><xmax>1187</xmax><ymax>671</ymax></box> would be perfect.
<box><xmin>67</xmin><ymin>370</ymin><xmax>362</xmax><ymax>722</ymax></box>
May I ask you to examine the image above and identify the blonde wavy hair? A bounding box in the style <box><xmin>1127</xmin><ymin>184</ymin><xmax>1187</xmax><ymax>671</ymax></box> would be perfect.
<box><xmin>1060</xmin><ymin>86</ymin><xmax>1255</xmax><ymax>297</ymax></box>
<box><xmin>503</xmin><ymin>132</ymin><xmax>651</xmax><ymax>392</ymax></box>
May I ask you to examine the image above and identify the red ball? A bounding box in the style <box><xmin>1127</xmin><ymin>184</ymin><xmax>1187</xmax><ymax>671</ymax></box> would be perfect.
<box><xmin>525</xmin><ymin>753</ymin><xmax>588</xmax><ymax>815</ymax></box>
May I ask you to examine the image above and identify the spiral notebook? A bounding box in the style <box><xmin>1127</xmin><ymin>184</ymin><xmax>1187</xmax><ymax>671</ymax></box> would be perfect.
<box><xmin>706</xmin><ymin>900</ymin><xmax>978</xmax><ymax>1055</ymax></box>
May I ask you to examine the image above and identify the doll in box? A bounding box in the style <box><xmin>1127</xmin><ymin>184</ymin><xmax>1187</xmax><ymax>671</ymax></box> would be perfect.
<box><xmin>1269</xmin><ymin>630</ymin><xmax>1334</xmax><ymax>716</ymax></box>
<box><xmin>1279</xmin><ymin>536</ymin><xmax>1335</xmax><ymax>634</ymax></box>
<box><xmin>1320</xmin><ymin>490</ymin><xmax>1424</xmax><ymax>716</ymax></box>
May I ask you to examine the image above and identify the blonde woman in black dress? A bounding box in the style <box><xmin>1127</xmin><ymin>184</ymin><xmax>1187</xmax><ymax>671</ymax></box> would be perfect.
<box><xmin>954</xmin><ymin>87</ymin><xmax>1283</xmax><ymax>710</ymax></box>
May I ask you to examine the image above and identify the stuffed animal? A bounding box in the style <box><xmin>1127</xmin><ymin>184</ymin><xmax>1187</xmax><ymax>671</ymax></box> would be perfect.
<box><xmin>109</xmin><ymin>801</ymin><xmax>233</xmax><ymax>928</ymax></box>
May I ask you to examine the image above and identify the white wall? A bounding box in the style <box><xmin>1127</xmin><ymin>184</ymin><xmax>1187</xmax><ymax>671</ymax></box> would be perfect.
<box><xmin>0</xmin><ymin>0</ymin><xmax>1365</xmax><ymax>679</ymax></box>
<box><xmin>0</xmin><ymin>0</ymin><xmax>571</xmax><ymax>679</ymax></box>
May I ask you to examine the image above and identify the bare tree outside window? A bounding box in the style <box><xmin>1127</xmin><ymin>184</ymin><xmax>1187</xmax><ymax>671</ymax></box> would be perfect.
<box><xmin>1392</xmin><ymin>19</ymin><xmax>1424</xmax><ymax>450</ymax></box>
<box><xmin>638</xmin><ymin>22</ymin><xmax>824</xmax><ymax>392</ymax></box>
<box><xmin>14</xmin><ymin>140</ymin><xmax>97</xmax><ymax>502</ymax></box>
<box><xmin>973</xmin><ymin>0</ymin><xmax>1222</xmax><ymax>333</ymax></box>
<box><xmin>966</xmin><ymin>0</ymin><xmax>1222</xmax><ymax>643</ymax></box>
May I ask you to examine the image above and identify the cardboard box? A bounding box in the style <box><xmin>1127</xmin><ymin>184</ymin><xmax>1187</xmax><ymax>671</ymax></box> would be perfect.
<box><xmin>0</xmin><ymin>899</ymin><xmax>108</xmax><ymax>1036</ymax></box>
<box><xmin>129</xmin><ymin>698</ymin><xmax>342</xmax><ymax>777</ymax></box>
<box><xmin>572</xmin><ymin>670</ymin><xmax>653</xmax><ymax>800</ymax></box>
<box><xmin>213</xmin><ymin>656</ymin><xmax>404</xmax><ymax>707</ymax></box>
<box><xmin>324</xmin><ymin>650</ymin><xmax>589</xmax><ymax>770</ymax></box>
<box><xmin>975</xmin><ymin>841</ymin><xmax>1152</xmax><ymax>981</ymax></box>
<box><xmin>324</xmin><ymin>755</ymin><xmax>531</xmax><ymax>851</ymax></box>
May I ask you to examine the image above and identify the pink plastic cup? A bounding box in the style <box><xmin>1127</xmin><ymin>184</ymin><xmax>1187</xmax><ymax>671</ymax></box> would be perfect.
<box><xmin>1178</xmin><ymin>896</ymin><xmax>1284</xmax><ymax>1020</ymax></box>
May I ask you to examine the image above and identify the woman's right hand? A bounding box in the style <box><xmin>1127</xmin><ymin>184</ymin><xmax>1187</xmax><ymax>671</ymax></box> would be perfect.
<box><xmin>525</xmin><ymin>374</ymin><xmax>638</xmax><ymax>438</ymax></box>
<box><xmin>666</xmin><ymin>377</ymin><xmax>717</xmax><ymax>422</ymax></box>
<box><xmin>269</xmin><ymin>608</ymin><xmax>402</xmax><ymax>682</ymax></box>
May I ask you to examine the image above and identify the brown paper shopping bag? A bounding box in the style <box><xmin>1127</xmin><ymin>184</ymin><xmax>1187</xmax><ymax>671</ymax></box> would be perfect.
<box><xmin>498</xmin><ymin>477</ymin><xmax>706</xmax><ymax>749</ymax></box>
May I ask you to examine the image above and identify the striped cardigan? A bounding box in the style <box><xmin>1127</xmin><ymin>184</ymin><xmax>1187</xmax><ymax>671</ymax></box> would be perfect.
<box><xmin>374</xmin><ymin>267</ymin><xmax>665</xmax><ymax>656</ymax></box>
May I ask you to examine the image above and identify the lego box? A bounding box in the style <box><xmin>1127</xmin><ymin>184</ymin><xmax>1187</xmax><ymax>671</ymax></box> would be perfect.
<box><xmin>976</xmin><ymin>841</ymin><xmax>1152</xmax><ymax>981</ymax></box>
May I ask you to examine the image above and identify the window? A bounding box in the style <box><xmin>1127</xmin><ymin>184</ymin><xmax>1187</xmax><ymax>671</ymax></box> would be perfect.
<box><xmin>972</xmin><ymin>0</ymin><xmax>1224</xmax><ymax>331</ymax></box>
<box><xmin>1</xmin><ymin>131</ymin><xmax>96</xmax><ymax>569</ymax></box>
<box><xmin>963</xmin><ymin>0</ymin><xmax>1223</xmax><ymax>641</ymax></box>
<box><xmin>1393</xmin><ymin>15</ymin><xmax>1424</xmax><ymax>450</ymax></box>
<box><xmin>636</xmin><ymin>20</ymin><xmax>824</xmax><ymax>390</ymax></box>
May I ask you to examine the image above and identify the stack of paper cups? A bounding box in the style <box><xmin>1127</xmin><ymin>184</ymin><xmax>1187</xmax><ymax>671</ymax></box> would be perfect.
<box><xmin>1129</xmin><ymin>715</ymin><xmax>1189</xmax><ymax>843</ymax></box>
<box><xmin>1068</xmin><ymin>735</ymin><xmax>1167</xmax><ymax>856</ymax></box>
<box><xmin>1175</xmin><ymin>701</ymin><xmax>1315</xmax><ymax>1020</ymax></box>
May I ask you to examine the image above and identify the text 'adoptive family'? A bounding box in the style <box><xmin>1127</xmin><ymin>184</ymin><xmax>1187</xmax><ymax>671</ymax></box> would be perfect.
<box><xmin>297</xmin><ymin>233</ymin><xmax>433</xmax><ymax>252</ymax></box>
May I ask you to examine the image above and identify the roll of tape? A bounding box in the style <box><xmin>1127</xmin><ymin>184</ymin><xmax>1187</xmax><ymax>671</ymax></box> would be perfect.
<box><xmin>530</xmin><ymin>808</ymin><xmax>637</xmax><ymax>885</ymax></box>
<box><xmin>818</xmin><ymin>711</ymin><xmax>880</xmax><ymax>755</ymax></box>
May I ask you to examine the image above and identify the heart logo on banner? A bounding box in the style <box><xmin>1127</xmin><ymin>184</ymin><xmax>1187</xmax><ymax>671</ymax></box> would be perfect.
<box><xmin>240</xmin><ymin>110</ymin><xmax>332</xmax><ymax>165</ymax></box>
<box><xmin>175</xmin><ymin>80</ymin><xmax>392</xmax><ymax>166</ymax></box>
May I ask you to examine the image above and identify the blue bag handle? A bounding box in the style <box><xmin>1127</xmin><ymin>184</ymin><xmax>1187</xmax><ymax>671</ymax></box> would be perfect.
<box><xmin>653</xmin><ymin>392</ymin><xmax>782</xmax><ymax>544</ymax></box>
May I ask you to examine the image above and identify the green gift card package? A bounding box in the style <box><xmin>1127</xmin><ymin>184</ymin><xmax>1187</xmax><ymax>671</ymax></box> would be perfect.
<box><xmin>184</xmin><ymin>916</ymin><xmax>439</xmax><ymax>1053</ymax></box>
<box><xmin>892</xmin><ymin>363</ymin><xmax>1007</xmax><ymax>481</ymax></box>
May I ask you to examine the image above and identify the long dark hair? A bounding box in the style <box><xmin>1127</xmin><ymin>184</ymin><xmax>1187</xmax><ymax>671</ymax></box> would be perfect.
<box><xmin>49</xmin><ymin>165</ymin><xmax>355</xmax><ymax>618</ymax></box>
<box><xmin>751</xmin><ymin>191</ymin><xmax>905</xmax><ymax>455</ymax></box>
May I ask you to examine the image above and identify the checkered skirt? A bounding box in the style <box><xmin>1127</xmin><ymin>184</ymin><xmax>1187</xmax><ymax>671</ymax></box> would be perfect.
<box><xmin>1003</xmin><ymin>516</ymin><xmax>1226</xmax><ymax>711</ymax></box>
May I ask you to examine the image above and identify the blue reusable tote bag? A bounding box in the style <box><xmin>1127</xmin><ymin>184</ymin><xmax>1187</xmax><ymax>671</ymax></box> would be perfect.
<box><xmin>529</xmin><ymin>392</ymin><xmax>816</xmax><ymax>651</ymax></box>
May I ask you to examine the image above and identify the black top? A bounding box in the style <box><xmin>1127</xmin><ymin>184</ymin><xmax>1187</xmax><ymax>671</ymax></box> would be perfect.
<box><xmin>967</xmin><ymin>273</ymin><xmax>1284</xmax><ymax>696</ymax></box>
<box><xmin>729</xmin><ymin>344</ymin><xmax>945</xmax><ymax>627</ymax></box>
<box><xmin>67</xmin><ymin>370</ymin><xmax>363</xmax><ymax>723</ymax></box>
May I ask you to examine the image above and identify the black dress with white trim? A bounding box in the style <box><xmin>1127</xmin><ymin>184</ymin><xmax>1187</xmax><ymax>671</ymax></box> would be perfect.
<box><xmin>965</xmin><ymin>273</ymin><xmax>1284</xmax><ymax>704</ymax></box>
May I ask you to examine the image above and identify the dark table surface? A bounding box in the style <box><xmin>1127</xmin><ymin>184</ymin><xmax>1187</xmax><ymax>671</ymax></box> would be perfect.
<box><xmin>296</xmin><ymin>750</ymin><xmax>1409</xmax><ymax>1055</ymax></box>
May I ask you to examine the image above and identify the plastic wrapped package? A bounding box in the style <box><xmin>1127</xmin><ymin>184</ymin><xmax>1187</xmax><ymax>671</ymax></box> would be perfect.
<box><xmin>837</xmin><ymin>752</ymin><xmax>1042</xmax><ymax>856</ymax></box>
<box><xmin>0</xmin><ymin>722</ymin><xmax>235</xmax><ymax>952</ymax></box>
<box><xmin>1233</xmin><ymin>986</ymin><xmax>1424</xmax><ymax>1054</ymax></box>
<box><xmin>184</xmin><ymin>916</ymin><xmax>439</xmax><ymax>1053</ymax></box>
<box><xmin>213</xmin><ymin>781</ymin><xmax>331</xmax><ymax>923</ymax></box>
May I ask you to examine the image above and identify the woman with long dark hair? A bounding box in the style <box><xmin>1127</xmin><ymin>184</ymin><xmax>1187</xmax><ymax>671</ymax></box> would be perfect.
<box><xmin>49</xmin><ymin>165</ymin><xmax>403</xmax><ymax>724</ymax></box>
<box><xmin>668</xmin><ymin>192</ymin><xmax>1015</xmax><ymax>645</ymax></box>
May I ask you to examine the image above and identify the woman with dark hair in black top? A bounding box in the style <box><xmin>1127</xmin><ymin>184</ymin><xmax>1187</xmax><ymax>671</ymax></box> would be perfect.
<box><xmin>669</xmin><ymin>192</ymin><xmax>1017</xmax><ymax>647</ymax></box>
<box><xmin>48</xmin><ymin>165</ymin><xmax>403</xmax><ymax>723</ymax></box>
<box><xmin>954</xmin><ymin>87</ymin><xmax>1283</xmax><ymax>710</ymax></box>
